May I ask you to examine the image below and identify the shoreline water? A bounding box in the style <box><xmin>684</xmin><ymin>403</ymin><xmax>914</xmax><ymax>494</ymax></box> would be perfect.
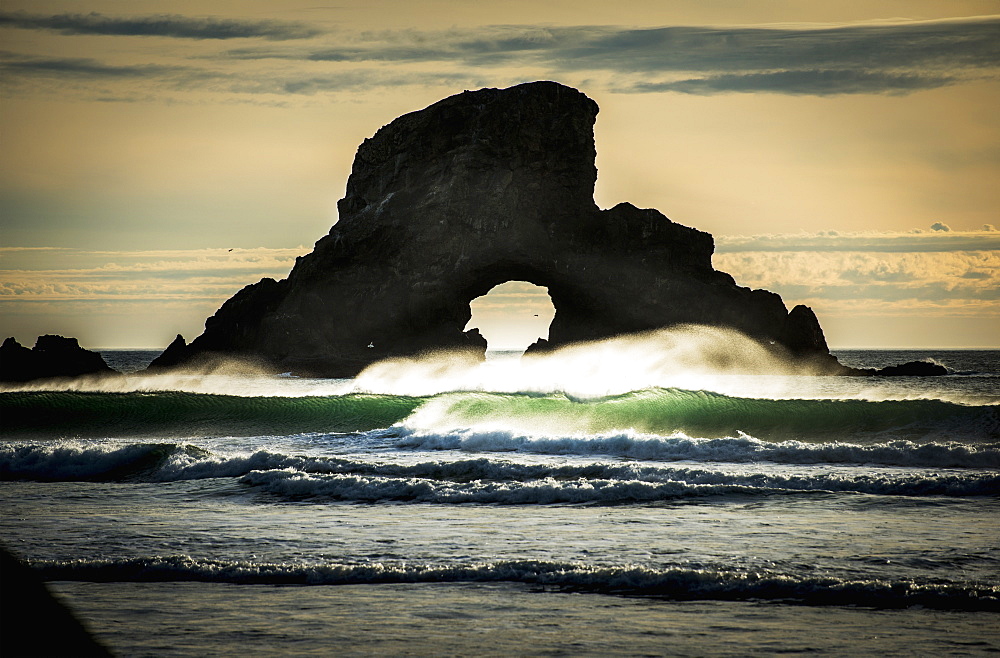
<box><xmin>48</xmin><ymin>581</ymin><xmax>1000</xmax><ymax>657</ymax></box>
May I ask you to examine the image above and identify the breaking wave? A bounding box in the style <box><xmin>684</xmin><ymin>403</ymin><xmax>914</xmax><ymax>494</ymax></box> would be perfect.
<box><xmin>1</xmin><ymin>387</ymin><xmax>996</xmax><ymax>440</ymax></box>
<box><xmin>30</xmin><ymin>556</ymin><xmax>1000</xmax><ymax>611</ymax></box>
<box><xmin>238</xmin><ymin>469</ymin><xmax>999</xmax><ymax>502</ymax></box>
<box><xmin>395</xmin><ymin>429</ymin><xmax>1000</xmax><ymax>467</ymax></box>
<box><xmin>3</xmin><ymin>442</ymin><xmax>997</xmax><ymax>498</ymax></box>
<box><xmin>403</xmin><ymin>389</ymin><xmax>998</xmax><ymax>440</ymax></box>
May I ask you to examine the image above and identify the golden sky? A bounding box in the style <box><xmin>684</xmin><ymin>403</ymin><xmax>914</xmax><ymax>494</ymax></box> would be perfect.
<box><xmin>1</xmin><ymin>1</ymin><xmax>998</xmax><ymax>348</ymax></box>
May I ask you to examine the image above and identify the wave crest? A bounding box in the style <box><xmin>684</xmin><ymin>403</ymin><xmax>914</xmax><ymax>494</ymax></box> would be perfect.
<box><xmin>31</xmin><ymin>556</ymin><xmax>1000</xmax><ymax>611</ymax></box>
<box><xmin>3</xmin><ymin>387</ymin><xmax>995</xmax><ymax>441</ymax></box>
<box><xmin>4</xmin><ymin>442</ymin><xmax>996</xmax><ymax>497</ymax></box>
<box><xmin>397</xmin><ymin>428</ymin><xmax>1000</xmax><ymax>468</ymax></box>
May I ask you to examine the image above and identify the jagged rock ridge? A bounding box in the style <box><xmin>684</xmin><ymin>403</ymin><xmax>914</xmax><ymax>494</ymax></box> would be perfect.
<box><xmin>158</xmin><ymin>81</ymin><xmax>839</xmax><ymax>377</ymax></box>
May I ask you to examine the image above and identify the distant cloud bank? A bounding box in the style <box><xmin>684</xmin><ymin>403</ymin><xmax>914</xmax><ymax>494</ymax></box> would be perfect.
<box><xmin>2</xmin><ymin>231</ymin><xmax>996</xmax><ymax>328</ymax></box>
<box><xmin>0</xmin><ymin>11</ymin><xmax>322</xmax><ymax>40</ymax></box>
<box><xmin>2</xmin><ymin>14</ymin><xmax>998</xmax><ymax>98</ymax></box>
<box><xmin>713</xmin><ymin>228</ymin><xmax>1000</xmax><ymax>320</ymax></box>
<box><xmin>0</xmin><ymin>247</ymin><xmax>307</xmax><ymax>301</ymax></box>
<box><xmin>716</xmin><ymin>228</ymin><xmax>1000</xmax><ymax>252</ymax></box>
<box><xmin>295</xmin><ymin>19</ymin><xmax>1000</xmax><ymax>95</ymax></box>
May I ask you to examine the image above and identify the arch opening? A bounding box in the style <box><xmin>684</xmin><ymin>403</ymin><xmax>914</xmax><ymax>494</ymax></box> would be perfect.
<box><xmin>464</xmin><ymin>281</ymin><xmax>555</xmax><ymax>355</ymax></box>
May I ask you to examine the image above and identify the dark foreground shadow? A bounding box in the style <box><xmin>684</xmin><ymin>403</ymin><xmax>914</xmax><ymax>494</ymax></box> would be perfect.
<box><xmin>0</xmin><ymin>545</ymin><xmax>111</xmax><ymax>657</ymax></box>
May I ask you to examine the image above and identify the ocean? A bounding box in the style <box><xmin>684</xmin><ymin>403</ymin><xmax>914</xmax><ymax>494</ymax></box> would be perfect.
<box><xmin>1</xmin><ymin>333</ymin><xmax>998</xmax><ymax>656</ymax></box>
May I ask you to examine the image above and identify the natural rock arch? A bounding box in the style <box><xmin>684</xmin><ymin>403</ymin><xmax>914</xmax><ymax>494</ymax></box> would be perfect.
<box><xmin>464</xmin><ymin>279</ymin><xmax>556</xmax><ymax>352</ymax></box>
<box><xmin>152</xmin><ymin>81</ymin><xmax>837</xmax><ymax>377</ymax></box>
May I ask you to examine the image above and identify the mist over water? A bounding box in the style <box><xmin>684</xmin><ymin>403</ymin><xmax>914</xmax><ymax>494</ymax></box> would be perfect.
<box><xmin>354</xmin><ymin>327</ymin><xmax>999</xmax><ymax>409</ymax></box>
<box><xmin>355</xmin><ymin>325</ymin><xmax>830</xmax><ymax>398</ymax></box>
<box><xmin>4</xmin><ymin>326</ymin><xmax>994</xmax><ymax>407</ymax></box>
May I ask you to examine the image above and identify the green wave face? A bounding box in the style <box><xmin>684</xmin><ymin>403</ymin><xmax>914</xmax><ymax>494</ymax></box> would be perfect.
<box><xmin>419</xmin><ymin>388</ymin><xmax>998</xmax><ymax>441</ymax></box>
<box><xmin>0</xmin><ymin>391</ymin><xmax>423</xmax><ymax>438</ymax></box>
<box><xmin>0</xmin><ymin>388</ymin><xmax>995</xmax><ymax>441</ymax></box>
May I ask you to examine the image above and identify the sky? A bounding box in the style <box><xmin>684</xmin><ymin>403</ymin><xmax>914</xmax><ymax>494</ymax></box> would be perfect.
<box><xmin>1</xmin><ymin>1</ymin><xmax>998</xmax><ymax>350</ymax></box>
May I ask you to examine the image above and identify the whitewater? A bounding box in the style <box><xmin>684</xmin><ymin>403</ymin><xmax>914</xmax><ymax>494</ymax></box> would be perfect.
<box><xmin>1</xmin><ymin>330</ymin><xmax>998</xmax><ymax>656</ymax></box>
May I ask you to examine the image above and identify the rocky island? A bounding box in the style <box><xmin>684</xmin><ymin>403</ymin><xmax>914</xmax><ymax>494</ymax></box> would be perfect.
<box><xmin>0</xmin><ymin>83</ymin><xmax>949</xmax><ymax>381</ymax></box>
<box><xmin>0</xmin><ymin>335</ymin><xmax>114</xmax><ymax>382</ymax></box>
<box><xmin>149</xmin><ymin>81</ymin><xmax>852</xmax><ymax>377</ymax></box>
<box><xmin>133</xmin><ymin>80</ymin><xmax>958</xmax><ymax>381</ymax></box>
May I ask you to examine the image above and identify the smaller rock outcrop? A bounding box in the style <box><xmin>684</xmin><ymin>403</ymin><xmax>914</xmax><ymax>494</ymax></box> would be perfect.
<box><xmin>0</xmin><ymin>335</ymin><xmax>114</xmax><ymax>382</ymax></box>
<box><xmin>146</xmin><ymin>334</ymin><xmax>188</xmax><ymax>370</ymax></box>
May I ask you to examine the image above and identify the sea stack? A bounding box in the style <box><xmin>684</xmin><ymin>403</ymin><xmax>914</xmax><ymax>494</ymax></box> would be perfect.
<box><xmin>156</xmin><ymin>81</ymin><xmax>837</xmax><ymax>377</ymax></box>
<box><xmin>0</xmin><ymin>335</ymin><xmax>114</xmax><ymax>382</ymax></box>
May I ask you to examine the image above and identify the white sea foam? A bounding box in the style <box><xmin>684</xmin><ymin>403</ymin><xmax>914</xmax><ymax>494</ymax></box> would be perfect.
<box><xmin>238</xmin><ymin>466</ymin><xmax>998</xmax><ymax>501</ymax></box>
<box><xmin>395</xmin><ymin>427</ymin><xmax>1000</xmax><ymax>468</ymax></box>
<box><xmin>4</xmin><ymin>433</ymin><xmax>998</xmax><ymax>486</ymax></box>
<box><xmin>32</xmin><ymin>555</ymin><xmax>1000</xmax><ymax>611</ymax></box>
<box><xmin>4</xmin><ymin>439</ymin><xmax>997</xmax><ymax>501</ymax></box>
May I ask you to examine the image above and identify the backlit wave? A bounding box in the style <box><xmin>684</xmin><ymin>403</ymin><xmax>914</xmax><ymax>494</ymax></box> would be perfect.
<box><xmin>2</xmin><ymin>387</ymin><xmax>994</xmax><ymax>440</ymax></box>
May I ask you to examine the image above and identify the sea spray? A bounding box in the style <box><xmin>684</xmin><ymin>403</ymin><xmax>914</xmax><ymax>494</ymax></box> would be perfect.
<box><xmin>353</xmin><ymin>326</ymin><xmax>838</xmax><ymax>398</ymax></box>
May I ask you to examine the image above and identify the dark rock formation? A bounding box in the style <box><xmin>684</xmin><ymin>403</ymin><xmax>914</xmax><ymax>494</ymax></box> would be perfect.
<box><xmin>156</xmin><ymin>81</ymin><xmax>841</xmax><ymax>377</ymax></box>
<box><xmin>146</xmin><ymin>334</ymin><xmax>188</xmax><ymax>370</ymax></box>
<box><xmin>0</xmin><ymin>335</ymin><xmax>114</xmax><ymax>382</ymax></box>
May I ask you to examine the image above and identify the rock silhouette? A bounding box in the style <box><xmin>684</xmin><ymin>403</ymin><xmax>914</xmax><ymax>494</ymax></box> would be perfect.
<box><xmin>146</xmin><ymin>334</ymin><xmax>188</xmax><ymax>370</ymax></box>
<box><xmin>156</xmin><ymin>81</ymin><xmax>841</xmax><ymax>377</ymax></box>
<box><xmin>0</xmin><ymin>335</ymin><xmax>114</xmax><ymax>382</ymax></box>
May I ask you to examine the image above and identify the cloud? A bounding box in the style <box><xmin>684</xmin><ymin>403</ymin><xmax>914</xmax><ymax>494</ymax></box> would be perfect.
<box><xmin>0</xmin><ymin>49</ymin><xmax>482</xmax><ymax>100</ymax></box>
<box><xmin>0</xmin><ymin>51</ymin><xmax>227</xmax><ymax>100</ymax></box>
<box><xmin>712</xmin><ymin>228</ymin><xmax>1000</xmax><ymax>322</ymax></box>
<box><xmin>4</xmin><ymin>16</ymin><xmax>999</xmax><ymax>98</ymax></box>
<box><xmin>0</xmin><ymin>246</ymin><xmax>306</xmax><ymax>270</ymax></box>
<box><xmin>931</xmin><ymin>221</ymin><xmax>952</xmax><ymax>232</ymax></box>
<box><xmin>293</xmin><ymin>19</ymin><xmax>1000</xmax><ymax>70</ymax></box>
<box><xmin>0</xmin><ymin>247</ymin><xmax>73</xmax><ymax>252</ymax></box>
<box><xmin>229</xmin><ymin>69</ymin><xmax>483</xmax><ymax>96</ymax></box>
<box><xmin>715</xmin><ymin>229</ymin><xmax>1000</xmax><ymax>252</ymax></box>
<box><xmin>0</xmin><ymin>52</ymin><xmax>195</xmax><ymax>80</ymax></box>
<box><xmin>232</xmin><ymin>17</ymin><xmax>1000</xmax><ymax>95</ymax></box>
<box><xmin>575</xmin><ymin>19</ymin><xmax>1000</xmax><ymax>73</ymax></box>
<box><xmin>713</xmin><ymin>244</ymin><xmax>1000</xmax><ymax>321</ymax></box>
<box><xmin>0</xmin><ymin>247</ymin><xmax>308</xmax><ymax>301</ymax></box>
<box><xmin>624</xmin><ymin>70</ymin><xmax>959</xmax><ymax>96</ymax></box>
<box><xmin>0</xmin><ymin>11</ymin><xmax>323</xmax><ymax>40</ymax></box>
<box><xmin>838</xmin><ymin>261</ymin><xmax>917</xmax><ymax>283</ymax></box>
